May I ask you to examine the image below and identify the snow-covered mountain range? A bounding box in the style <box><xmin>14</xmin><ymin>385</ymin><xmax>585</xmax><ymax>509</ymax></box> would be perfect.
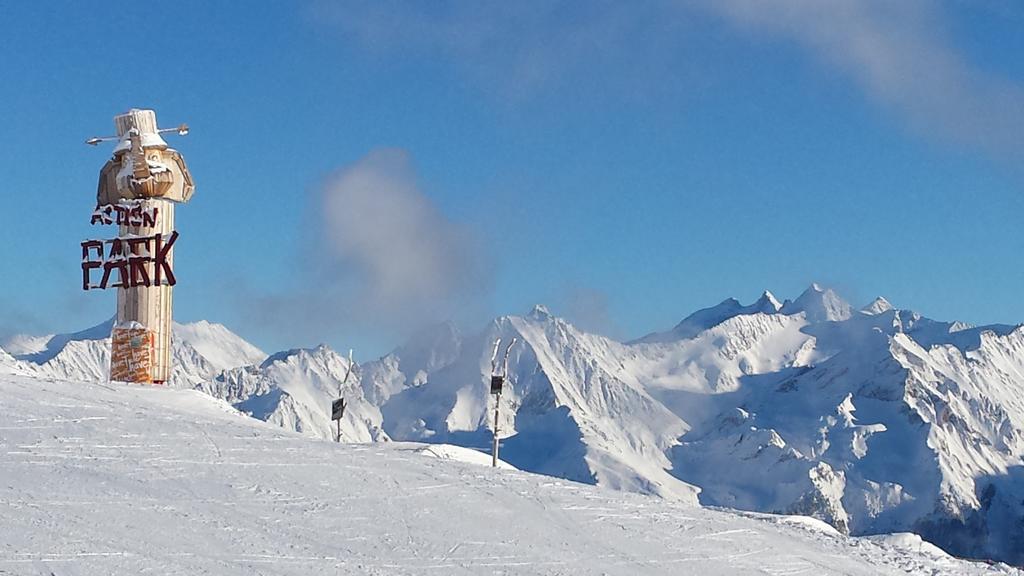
<box><xmin>3</xmin><ymin>284</ymin><xmax>1023</xmax><ymax>565</ymax></box>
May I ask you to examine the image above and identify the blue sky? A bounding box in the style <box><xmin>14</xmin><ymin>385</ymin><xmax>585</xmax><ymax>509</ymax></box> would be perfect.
<box><xmin>2</xmin><ymin>1</ymin><xmax>1023</xmax><ymax>356</ymax></box>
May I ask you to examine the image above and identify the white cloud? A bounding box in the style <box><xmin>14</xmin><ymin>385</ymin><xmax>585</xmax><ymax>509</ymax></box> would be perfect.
<box><xmin>317</xmin><ymin>148</ymin><xmax>483</xmax><ymax>321</ymax></box>
<box><xmin>310</xmin><ymin>0</ymin><xmax>686</xmax><ymax>100</ymax></box>
<box><xmin>557</xmin><ymin>285</ymin><xmax>620</xmax><ymax>339</ymax></box>
<box><xmin>693</xmin><ymin>0</ymin><xmax>1024</xmax><ymax>160</ymax></box>
<box><xmin>315</xmin><ymin>0</ymin><xmax>1024</xmax><ymax>160</ymax></box>
<box><xmin>243</xmin><ymin>149</ymin><xmax>487</xmax><ymax>346</ymax></box>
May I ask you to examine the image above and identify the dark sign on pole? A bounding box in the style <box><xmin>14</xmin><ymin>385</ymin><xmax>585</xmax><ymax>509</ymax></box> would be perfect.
<box><xmin>331</xmin><ymin>398</ymin><xmax>346</xmax><ymax>421</ymax></box>
<box><xmin>490</xmin><ymin>375</ymin><xmax>504</xmax><ymax>395</ymax></box>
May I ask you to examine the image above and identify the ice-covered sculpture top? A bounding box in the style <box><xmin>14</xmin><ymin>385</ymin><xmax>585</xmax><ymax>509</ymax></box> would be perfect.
<box><xmin>96</xmin><ymin>109</ymin><xmax>194</xmax><ymax>205</ymax></box>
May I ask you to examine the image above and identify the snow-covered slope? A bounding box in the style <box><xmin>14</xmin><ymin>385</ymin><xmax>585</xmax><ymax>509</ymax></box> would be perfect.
<box><xmin>0</xmin><ymin>321</ymin><xmax>385</xmax><ymax>444</ymax></box>
<box><xmin>780</xmin><ymin>283</ymin><xmax>853</xmax><ymax>322</ymax></box>
<box><xmin>1</xmin><ymin>318</ymin><xmax>114</xmax><ymax>364</ymax></box>
<box><xmin>349</xmin><ymin>286</ymin><xmax>1024</xmax><ymax>565</ymax></box>
<box><xmin>634</xmin><ymin>290</ymin><xmax>782</xmax><ymax>343</ymax></box>
<box><xmin>197</xmin><ymin>345</ymin><xmax>388</xmax><ymax>443</ymax></box>
<box><xmin>862</xmin><ymin>296</ymin><xmax>895</xmax><ymax>315</ymax></box>
<box><xmin>2</xmin><ymin>374</ymin><xmax>1015</xmax><ymax>575</ymax></box>
<box><xmin>0</xmin><ymin>333</ymin><xmax>55</xmax><ymax>357</ymax></box>
<box><xmin>377</xmin><ymin>305</ymin><xmax>696</xmax><ymax>501</ymax></box>
<box><xmin>172</xmin><ymin>319</ymin><xmax>266</xmax><ymax>371</ymax></box>
<box><xmin>5</xmin><ymin>285</ymin><xmax>1024</xmax><ymax>565</ymax></box>
<box><xmin>0</xmin><ymin>319</ymin><xmax>266</xmax><ymax>387</ymax></box>
<box><xmin>645</xmin><ymin>291</ymin><xmax>1024</xmax><ymax>564</ymax></box>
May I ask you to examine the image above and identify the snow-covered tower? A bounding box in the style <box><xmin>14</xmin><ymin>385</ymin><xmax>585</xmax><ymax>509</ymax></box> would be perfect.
<box><xmin>89</xmin><ymin>109</ymin><xmax>194</xmax><ymax>384</ymax></box>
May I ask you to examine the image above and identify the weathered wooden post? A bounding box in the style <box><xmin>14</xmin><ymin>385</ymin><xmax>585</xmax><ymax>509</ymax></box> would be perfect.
<box><xmin>83</xmin><ymin>109</ymin><xmax>194</xmax><ymax>384</ymax></box>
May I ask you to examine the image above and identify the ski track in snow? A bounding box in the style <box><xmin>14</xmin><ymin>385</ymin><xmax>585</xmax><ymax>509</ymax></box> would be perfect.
<box><xmin>1</xmin><ymin>376</ymin><xmax>1018</xmax><ymax>576</ymax></box>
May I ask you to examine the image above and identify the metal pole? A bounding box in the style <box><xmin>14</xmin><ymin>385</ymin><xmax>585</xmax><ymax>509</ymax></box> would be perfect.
<box><xmin>336</xmin><ymin>349</ymin><xmax>353</xmax><ymax>444</ymax></box>
<box><xmin>489</xmin><ymin>337</ymin><xmax>515</xmax><ymax>468</ymax></box>
<box><xmin>492</xmin><ymin>393</ymin><xmax>500</xmax><ymax>467</ymax></box>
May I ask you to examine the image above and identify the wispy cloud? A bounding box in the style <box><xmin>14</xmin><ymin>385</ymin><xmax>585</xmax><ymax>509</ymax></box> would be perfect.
<box><xmin>314</xmin><ymin>0</ymin><xmax>1024</xmax><ymax>160</ymax></box>
<box><xmin>557</xmin><ymin>285</ymin><xmax>621</xmax><ymax>339</ymax></box>
<box><xmin>310</xmin><ymin>0</ymin><xmax>688</xmax><ymax>100</ymax></box>
<box><xmin>246</xmin><ymin>149</ymin><xmax>487</xmax><ymax>346</ymax></box>
<box><xmin>318</xmin><ymin>149</ymin><xmax>484</xmax><ymax>318</ymax></box>
<box><xmin>697</xmin><ymin>0</ymin><xmax>1024</xmax><ymax>160</ymax></box>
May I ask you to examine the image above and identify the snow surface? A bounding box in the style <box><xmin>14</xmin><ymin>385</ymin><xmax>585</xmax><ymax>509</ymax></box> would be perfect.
<box><xmin>862</xmin><ymin>296</ymin><xmax>895</xmax><ymax>316</ymax></box>
<box><xmin>1</xmin><ymin>318</ymin><xmax>114</xmax><ymax>364</ymax></box>
<box><xmin>0</xmin><ymin>319</ymin><xmax>265</xmax><ymax>387</ymax></box>
<box><xmin>412</xmin><ymin>443</ymin><xmax>517</xmax><ymax>470</ymax></box>
<box><xmin>1</xmin><ymin>374</ymin><xmax>1016</xmax><ymax>576</ymax></box>
<box><xmin>780</xmin><ymin>283</ymin><xmax>853</xmax><ymax>323</ymax></box>
<box><xmin>199</xmin><ymin>345</ymin><xmax>388</xmax><ymax>443</ymax></box>
<box><xmin>5</xmin><ymin>285</ymin><xmax>1024</xmax><ymax>565</ymax></box>
<box><xmin>0</xmin><ymin>333</ymin><xmax>51</xmax><ymax>357</ymax></box>
<box><xmin>171</xmin><ymin>319</ymin><xmax>266</xmax><ymax>372</ymax></box>
<box><xmin>866</xmin><ymin>533</ymin><xmax>952</xmax><ymax>559</ymax></box>
<box><xmin>353</xmin><ymin>286</ymin><xmax>1024</xmax><ymax>565</ymax></box>
<box><xmin>634</xmin><ymin>290</ymin><xmax>783</xmax><ymax>343</ymax></box>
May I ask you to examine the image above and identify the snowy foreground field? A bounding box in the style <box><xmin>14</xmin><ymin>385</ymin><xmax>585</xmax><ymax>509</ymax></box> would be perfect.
<box><xmin>1</xmin><ymin>376</ymin><xmax>1019</xmax><ymax>576</ymax></box>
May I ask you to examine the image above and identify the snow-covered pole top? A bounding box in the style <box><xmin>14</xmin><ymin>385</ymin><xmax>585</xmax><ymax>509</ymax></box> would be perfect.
<box><xmin>490</xmin><ymin>339</ymin><xmax>502</xmax><ymax>375</ymax></box>
<box><xmin>501</xmin><ymin>337</ymin><xmax>517</xmax><ymax>379</ymax></box>
<box><xmin>338</xmin><ymin>349</ymin><xmax>355</xmax><ymax>397</ymax></box>
<box><xmin>111</xmin><ymin>109</ymin><xmax>189</xmax><ymax>154</ymax></box>
<box><xmin>115</xmin><ymin>109</ymin><xmax>161</xmax><ymax>141</ymax></box>
<box><xmin>86</xmin><ymin>108</ymin><xmax>188</xmax><ymax>149</ymax></box>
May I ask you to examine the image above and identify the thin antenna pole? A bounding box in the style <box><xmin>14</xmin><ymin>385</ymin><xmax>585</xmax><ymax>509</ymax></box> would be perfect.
<box><xmin>336</xmin><ymin>349</ymin><xmax>354</xmax><ymax>443</ymax></box>
<box><xmin>340</xmin><ymin>349</ymin><xmax>354</xmax><ymax>397</ymax></box>
<box><xmin>502</xmin><ymin>337</ymin><xmax>517</xmax><ymax>378</ymax></box>
<box><xmin>490</xmin><ymin>339</ymin><xmax>502</xmax><ymax>374</ymax></box>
